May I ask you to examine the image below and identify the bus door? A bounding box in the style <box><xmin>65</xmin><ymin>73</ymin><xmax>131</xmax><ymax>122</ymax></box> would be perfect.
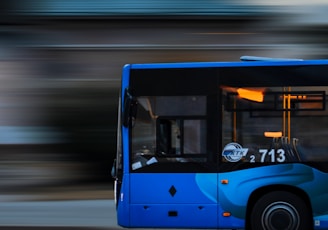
<box><xmin>127</xmin><ymin>95</ymin><xmax>218</xmax><ymax>228</ymax></box>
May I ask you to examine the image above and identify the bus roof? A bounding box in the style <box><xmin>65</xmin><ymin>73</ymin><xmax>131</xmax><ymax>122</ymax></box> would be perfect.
<box><xmin>128</xmin><ymin>58</ymin><xmax>328</xmax><ymax>70</ymax></box>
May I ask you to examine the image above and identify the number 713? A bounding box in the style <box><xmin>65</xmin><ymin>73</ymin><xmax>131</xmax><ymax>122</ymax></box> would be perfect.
<box><xmin>250</xmin><ymin>149</ymin><xmax>286</xmax><ymax>163</ymax></box>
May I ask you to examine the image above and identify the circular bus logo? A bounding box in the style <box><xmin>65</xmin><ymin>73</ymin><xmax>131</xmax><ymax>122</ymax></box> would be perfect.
<box><xmin>222</xmin><ymin>143</ymin><xmax>248</xmax><ymax>162</ymax></box>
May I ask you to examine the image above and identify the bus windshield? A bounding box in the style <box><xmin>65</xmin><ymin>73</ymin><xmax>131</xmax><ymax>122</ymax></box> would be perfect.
<box><xmin>131</xmin><ymin>95</ymin><xmax>208</xmax><ymax>171</ymax></box>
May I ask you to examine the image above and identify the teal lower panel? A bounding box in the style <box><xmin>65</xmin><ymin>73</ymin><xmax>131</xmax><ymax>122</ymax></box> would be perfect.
<box><xmin>130</xmin><ymin>203</ymin><xmax>217</xmax><ymax>228</ymax></box>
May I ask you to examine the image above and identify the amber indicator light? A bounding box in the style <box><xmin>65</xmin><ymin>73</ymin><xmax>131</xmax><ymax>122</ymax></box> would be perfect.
<box><xmin>223</xmin><ymin>212</ymin><xmax>231</xmax><ymax>217</ymax></box>
<box><xmin>221</xmin><ymin>179</ymin><xmax>229</xmax><ymax>184</ymax></box>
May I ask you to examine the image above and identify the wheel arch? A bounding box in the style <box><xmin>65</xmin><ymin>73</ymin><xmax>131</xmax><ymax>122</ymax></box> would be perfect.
<box><xmin>245</xmin><ymin>184</ymin><xmax>313</xmax><ymax>229</ymax></box>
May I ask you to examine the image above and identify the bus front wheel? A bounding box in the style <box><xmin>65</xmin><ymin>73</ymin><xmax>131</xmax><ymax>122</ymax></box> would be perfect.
<box><xmin>250</xmin><ymin>191</ymin><xmax>312</xmax><ymax>230</ymax></box>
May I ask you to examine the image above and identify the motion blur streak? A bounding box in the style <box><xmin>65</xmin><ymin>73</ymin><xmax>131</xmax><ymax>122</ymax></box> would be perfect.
<box><xmin>0</xmin><ymin>1</ymin><xmax>327</xmax><ymax>228</ymax></box>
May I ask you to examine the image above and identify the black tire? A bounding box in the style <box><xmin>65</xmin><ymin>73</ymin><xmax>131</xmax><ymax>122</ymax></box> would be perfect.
<box><xmin>250</xmin><ymin>191</ymin><xmax>313</xmax><ymax>230</ymax></box>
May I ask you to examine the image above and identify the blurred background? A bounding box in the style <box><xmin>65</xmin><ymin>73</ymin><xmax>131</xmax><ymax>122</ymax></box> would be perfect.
<box><xmin>0</xmin><ymin>0</ymin><xmax>327</xmax><ymax>195</ymax></box>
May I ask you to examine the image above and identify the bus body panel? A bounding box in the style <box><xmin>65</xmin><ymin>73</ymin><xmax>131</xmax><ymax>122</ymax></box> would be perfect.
<box><xmin>116</xmin><ymin>173</ymin><xmax>130</xmax><ymax>227</ymax></box>
<box><xmin>130</xmin><ymin>173</ymin><xmax>216</xmax><ymax>204</ymax></box>
<box><xmin>129</xmin><ymin>173</ymin><xmax>217</xmax><ymax>228</ymax></box>
<box><xmin>217</xmin><ymin>164</ymin><xmax>314</xmax><ymax>219</ymax></box>
<box><xmin>193</xmin><ymin>164</ymin><xmax>315</xmax><ymax>229</ymax></box>
<box><xmin>129</xmin><ymin>204</ymin><xmax>217</xmax><ymax>228</ymax></box>
<box><xmin>195</xmin><ymin>173</ymin><xmax>246</xmax><ymax>228</ymax></box>
<box><xmin>120</xmin><ymin>164</ymin><xmax>328</xmax><ymax>228</ymax></box>
<box><xmin>218</xmin><ymin>164</ymin><xmax>328</xmax><ymax>219</ymax></box>
<box><xmin>217</xmin><ymin>205</ymin><xmax>245</xmax><ymax>229</ymax></box>
<box><xmin>215</xmin><ymin>164</ymin><xmax>328</xmax><ymax>229</ymax></box>
<box><xmin>314</xmin><ymin>216</ymin><xmax>328</xmax><ymax>229</ymax></box>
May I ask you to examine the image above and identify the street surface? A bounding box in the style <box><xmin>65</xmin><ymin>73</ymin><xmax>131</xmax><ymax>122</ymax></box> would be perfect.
<box><xmin>0</xmin><ymin>199</ymin><xmax>240</xmax><ymax>230</ymax></box>
<box><xmin>0</xmin><ymin>199</ymin><xmax>116</xmax><ymax>229</ymax></box>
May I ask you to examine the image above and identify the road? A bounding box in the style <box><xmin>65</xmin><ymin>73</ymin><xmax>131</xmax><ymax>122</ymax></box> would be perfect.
<box><xmin>0</xmin><ymin>199</ymin><xmax>118</xmax><ymax>229</ymax></box>
<box><xmin>0</xmin><ymin>199</ymin><xmax>240</xmax><ymax>230</ymax></box>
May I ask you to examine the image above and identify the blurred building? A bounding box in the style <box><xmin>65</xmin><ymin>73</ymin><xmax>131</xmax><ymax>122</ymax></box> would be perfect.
<box><xmin>0</xmin><ymin>0</ymin><xmax>327</xmax><ymax>186</ymax></box>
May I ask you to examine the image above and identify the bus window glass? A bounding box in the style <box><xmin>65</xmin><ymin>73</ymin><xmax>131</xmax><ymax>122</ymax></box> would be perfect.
<box><xmin>184</xmin><ymin>119</ymin><xmax>206</xmax><ymax>154</ymax></box>
<box><xmin>131</xmin><ymin>96</ymin><xmax>207</xmax><ymax>171</ymax></box>
<box><xmin>221</xmin><ymin>86</ymin><xmax>328</xmax><ymax>164</ymax></box>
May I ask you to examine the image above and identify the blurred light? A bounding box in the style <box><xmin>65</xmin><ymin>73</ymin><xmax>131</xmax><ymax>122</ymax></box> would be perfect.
<box><xmin>237</xmin><ymin>88</ymin><xmax>264</xmax><ymax>102</ymax></box>
<box><xmin>264</xmin><ymin>131</ymin><xmax>283</xmax><ymax>138</ymax></box>
<box><xmin>0</xmin><ymin>126</ymin><xmax>65</xmax><ymax>144</ymax></box>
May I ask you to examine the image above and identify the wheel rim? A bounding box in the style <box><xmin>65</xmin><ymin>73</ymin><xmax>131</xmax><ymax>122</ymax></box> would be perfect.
<box><xmin>262</xmin><ymin>201</ymin><xmax>300</xmax><ymax>230</ymax></box>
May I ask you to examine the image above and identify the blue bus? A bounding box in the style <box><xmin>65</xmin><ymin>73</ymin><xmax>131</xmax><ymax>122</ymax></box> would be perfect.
<box><xmin>112</xmin><ymin>57</ymin><xmax>328</xmax><ymax>230</ymax></box>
